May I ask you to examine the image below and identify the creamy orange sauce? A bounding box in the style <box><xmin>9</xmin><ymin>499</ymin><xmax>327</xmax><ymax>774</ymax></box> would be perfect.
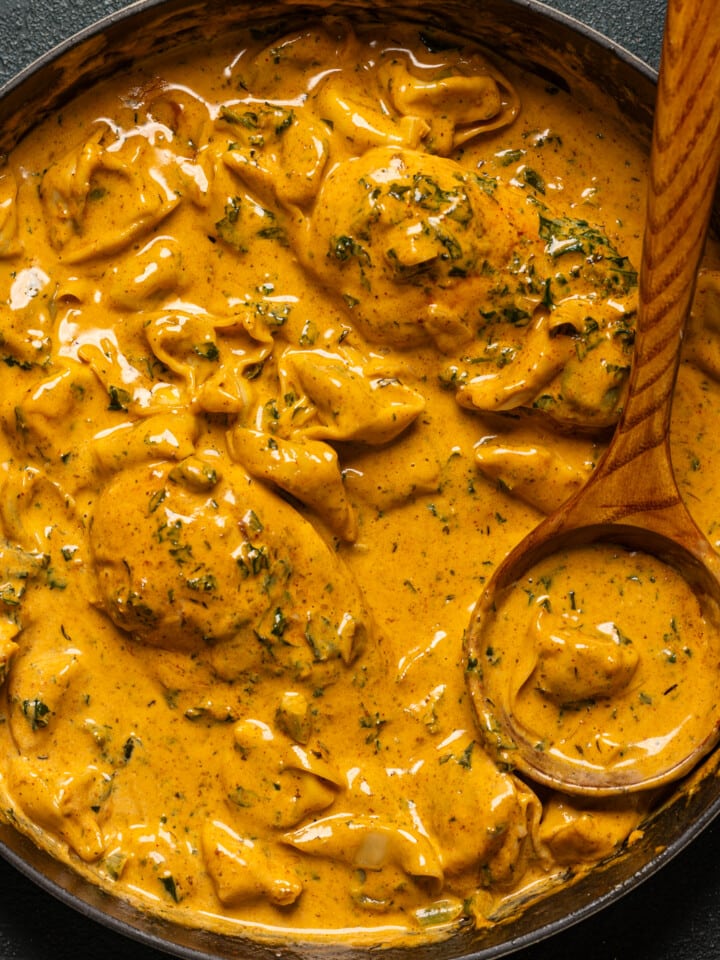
<box><xmin>474</xmin><ymin>544</ymin><xmax>720</xmax><ymax>791</ymax></box>
<box><xmin>0</xmin><ymin>15</ymin><xmax>719</xmax><ymax>945</ymax></box>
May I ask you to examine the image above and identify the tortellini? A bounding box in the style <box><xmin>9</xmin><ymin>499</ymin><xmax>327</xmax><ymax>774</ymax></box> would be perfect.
<box><xmin>227</xmin><ymin>428</ymin><xmax>358</xmax><ymax>541</ymax></box>
<box><xmin>202</xmin><ymin>820</ymin><xmax>303</xmax><ymax>907</ymax></box>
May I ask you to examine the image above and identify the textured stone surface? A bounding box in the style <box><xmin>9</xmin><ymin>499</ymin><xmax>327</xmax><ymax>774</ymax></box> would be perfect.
<box><xmin>0</xmin><ymin>0</ymin><xmax>122</xmax><ymax>87</ymax></box>
<box><xmin>543</xmin><ymin>0</ymin><xmax>665</xmax><ymax>67</ymax></box>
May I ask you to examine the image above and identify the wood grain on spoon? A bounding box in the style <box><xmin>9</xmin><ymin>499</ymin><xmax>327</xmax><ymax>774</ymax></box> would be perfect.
<box><xmin>466</xmin><ymin>0</ymin><xmax>720</xmax><ymax>794</ymax></box>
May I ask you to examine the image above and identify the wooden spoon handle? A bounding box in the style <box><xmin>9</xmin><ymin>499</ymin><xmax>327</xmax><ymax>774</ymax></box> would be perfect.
<box><xmin>590</xmin><ymin>0</ymin><xmax>720</xmax><ymax>498</ymax></box>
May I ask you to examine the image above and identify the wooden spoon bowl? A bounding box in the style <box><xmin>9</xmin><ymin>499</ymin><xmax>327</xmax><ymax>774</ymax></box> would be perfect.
<box><xmin>465</xmin><ymin>0</ymin><xmax>720</xmax><ymax>796</ymax></box>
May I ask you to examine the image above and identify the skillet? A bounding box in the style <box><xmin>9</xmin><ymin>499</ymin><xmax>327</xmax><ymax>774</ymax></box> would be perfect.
<box><xmin>0</xmin><ymin>2</ymin><xmax>717</xmax><ymax>959</ymax></box>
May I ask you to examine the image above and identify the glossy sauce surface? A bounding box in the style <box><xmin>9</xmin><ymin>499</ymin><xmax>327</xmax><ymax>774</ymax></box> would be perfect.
<box><xmin>0</xmin><ymin>16</ymin><xmax>719</xmax><ymax>945</ymax></box>
<box><xmin>476</xmin><ymin>544</ymin><xmax>720</xmax><ymax>789</ymax></box>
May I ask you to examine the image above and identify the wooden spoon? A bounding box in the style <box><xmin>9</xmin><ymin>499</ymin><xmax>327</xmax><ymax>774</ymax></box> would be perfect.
<box><xmin>465</xmin><ymin>0</ymin><xmax>720</xmax><ymax>795</ymax></box>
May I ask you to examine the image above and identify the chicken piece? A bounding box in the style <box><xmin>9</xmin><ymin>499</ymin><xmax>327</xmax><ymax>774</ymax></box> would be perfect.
<box><xmin>89</xmin><ymin>459</ymin><xmax>371</xmax><ymax>678</ymax></box>
<box><xmin>301</xmin><ymin>146</ymin><xmax>522</xmax><ymax>351</ymax></box>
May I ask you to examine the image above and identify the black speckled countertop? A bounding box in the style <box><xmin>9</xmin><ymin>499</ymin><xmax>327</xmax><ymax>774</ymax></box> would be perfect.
<box><xmin>1</xmin><ymin>2</ymin><xmax>718</xmax><ymax>959</ymax></box>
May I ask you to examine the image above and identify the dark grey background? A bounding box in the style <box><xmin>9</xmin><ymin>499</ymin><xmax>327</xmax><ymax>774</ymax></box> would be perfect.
<box><xmin>1</xmin><ymin>1</ymin><xmax>716</xmax><ymax>959</ymax></box>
